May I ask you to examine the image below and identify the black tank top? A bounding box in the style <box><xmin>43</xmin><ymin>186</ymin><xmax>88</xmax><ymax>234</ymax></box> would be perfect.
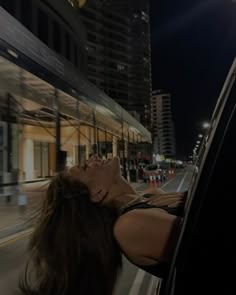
<box><xmin>119</xmin><ymin>198</ymin><xmax>170</xmax><ymax>278</ymax></box>
<box><xmin>119</xmin><ymin>194</ymin><xmax>183</xmax><ymax>216</ymax></box>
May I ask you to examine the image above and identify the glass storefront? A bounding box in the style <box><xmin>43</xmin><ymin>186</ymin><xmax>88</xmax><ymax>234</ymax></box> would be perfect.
<box><xmin>34</xmin><ymin>142</ymin><xmax>49</xmax><ymax>178</ymax></box>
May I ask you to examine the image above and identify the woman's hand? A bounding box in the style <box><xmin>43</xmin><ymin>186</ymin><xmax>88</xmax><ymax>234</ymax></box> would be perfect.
<box><xmin>142</xmin><ymin>187</ymin><xmax>166</xmax><ymax>196</ymax></box>
<box><xmin>146</xmin><ymin>192</ymin><xmax>187</xmax><ymax>208</ymax></box>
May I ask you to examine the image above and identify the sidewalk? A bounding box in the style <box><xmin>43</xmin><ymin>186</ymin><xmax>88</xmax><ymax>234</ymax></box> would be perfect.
<box><xmin>0</xmin><ymin>180</ymin><xmax>143</xmax><ymax>239</ymax></box>
<box><xmin>0</xmin><ymin>181</ymin><xmax>49</xmax><ymax>239</ymax></box>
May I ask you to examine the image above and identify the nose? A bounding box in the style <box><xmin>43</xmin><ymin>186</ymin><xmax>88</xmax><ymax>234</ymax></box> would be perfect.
<box><xmin>88</xmin><ymin>154</ymin><xmax>103</xmax><ymax>163</ymax></box>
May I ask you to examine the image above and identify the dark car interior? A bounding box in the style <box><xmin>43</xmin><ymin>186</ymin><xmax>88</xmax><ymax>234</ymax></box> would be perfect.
<box><xmin>158</xmin><ymin>58</ymin><xmax>236</xmax><ymax>295</ymax></box>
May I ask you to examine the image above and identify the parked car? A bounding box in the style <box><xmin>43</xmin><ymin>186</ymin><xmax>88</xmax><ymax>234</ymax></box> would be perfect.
<box><xmin>142</xmin><ymin>164</ymin><xmax>167</xmax><ymax>182</ymax></box>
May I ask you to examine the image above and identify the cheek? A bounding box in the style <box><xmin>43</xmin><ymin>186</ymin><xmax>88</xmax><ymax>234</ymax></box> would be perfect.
<box><xmin>94</xmin><ymin>170</ymin><xmax>113</xmax><ymax>188</ymax></box>
<box><xmin>102</xmin><ymin>171</ymin><xmax>114</xmax><ymax>187</ymax></box>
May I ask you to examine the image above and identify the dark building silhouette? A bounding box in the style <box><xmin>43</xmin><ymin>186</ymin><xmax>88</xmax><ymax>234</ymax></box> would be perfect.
<box><xmin>80</xmin><ymin>0</ymin><xmax>152</xmax><ymax>129</ymax></box>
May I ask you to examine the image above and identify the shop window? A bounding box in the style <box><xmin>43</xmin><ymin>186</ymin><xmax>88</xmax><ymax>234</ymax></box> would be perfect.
<box><xmin>34</xmin><ymin>142</ymin><xmax>49</xmax><ymax>178</ymax></box>
<box><xmin>99</xmin><ymin>142</ymin><xmax>112</xmax><ymax>156</ymax></box>
<box><xmin>78</xmin><ymin>145</ymin><xmax>86</xmax><ymax>165</ymax></box>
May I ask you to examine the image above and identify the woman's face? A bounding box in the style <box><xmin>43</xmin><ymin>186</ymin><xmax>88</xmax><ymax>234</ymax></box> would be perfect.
<box><xmin>69</xmin><ymin>156</ymin><xmax>121</xmax><ymax>202</ymax></box>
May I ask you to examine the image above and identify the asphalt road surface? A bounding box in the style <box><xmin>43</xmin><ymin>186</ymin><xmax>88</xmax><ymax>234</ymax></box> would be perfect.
<box><xmin>0</xmin><ymin>166</ymin><xmax>194</xmax><ymax>295</ymax></box>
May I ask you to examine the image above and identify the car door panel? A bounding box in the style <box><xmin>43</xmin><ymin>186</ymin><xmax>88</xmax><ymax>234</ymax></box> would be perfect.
<box><xmin>159</xmin><ymin>58</ymin><xmax>236</xmax><ymax>295</ymax></box>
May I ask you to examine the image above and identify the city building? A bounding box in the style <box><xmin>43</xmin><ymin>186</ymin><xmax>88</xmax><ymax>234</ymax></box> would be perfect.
<box><xmin>0</xmin><ymin>1</ymin><xmax>151</xmax><ymax>186</ymax></box>
<box><xmin>151</xmin><ymin>90</ymin><xmax>176</xmax><ymax>158</ymax></box>
<box><xmin>80</xmin><ymin>0</ymin><xmax>152</xmax><ymax>129</ymax></box>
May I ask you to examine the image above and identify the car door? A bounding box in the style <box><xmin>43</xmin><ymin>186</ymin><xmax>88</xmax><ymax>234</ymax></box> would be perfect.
<box><xmin>159</xmin><ymin>57</ymin><xmax>236</xmax><ymax>295</ymax></box>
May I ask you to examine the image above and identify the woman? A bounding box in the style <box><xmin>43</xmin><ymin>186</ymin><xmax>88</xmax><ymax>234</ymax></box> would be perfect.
<box><xmin>20</xmin><ymin>156</ymin><xmax>185</xmax><ymax>295</ymax></box>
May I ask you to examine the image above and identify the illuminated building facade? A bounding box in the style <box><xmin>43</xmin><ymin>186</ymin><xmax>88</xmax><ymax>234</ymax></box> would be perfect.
<box><xmin>0</xmin><ymin>1</ymin><xmax>151</xmax><ymax>188</ymax></box>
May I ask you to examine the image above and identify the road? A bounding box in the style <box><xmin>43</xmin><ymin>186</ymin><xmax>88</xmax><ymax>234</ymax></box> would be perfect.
<box><xmin>0</xmin><ymin>166</ymin><xmax>194</xmax><ymax>295</ymax></box>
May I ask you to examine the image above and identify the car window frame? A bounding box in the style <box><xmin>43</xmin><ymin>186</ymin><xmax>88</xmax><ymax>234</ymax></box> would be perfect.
<box><xmin>160</xmin><ymin>57</ymin><xmax>236</xmax><ymax>295</ymax></box>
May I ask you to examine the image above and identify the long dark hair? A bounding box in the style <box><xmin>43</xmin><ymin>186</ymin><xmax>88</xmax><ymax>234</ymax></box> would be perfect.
<box><xmin>19</xmin><ymin>171</ymin><xmax>122</xmax><ymax>295</ymax></box>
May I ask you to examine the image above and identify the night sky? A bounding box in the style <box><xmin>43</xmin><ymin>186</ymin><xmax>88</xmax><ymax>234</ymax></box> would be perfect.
<box><xmin>150</xmin><ymin>0</ymin><xmax>236</xmax><ymax>158</ymax></box>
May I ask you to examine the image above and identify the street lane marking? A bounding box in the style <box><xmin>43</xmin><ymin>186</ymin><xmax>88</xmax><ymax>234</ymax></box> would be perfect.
<box><xmin>161</xmin><ymin>177</ymin><xmax>175</xmax><ymax>188</ymax></box>
<box><xmin>128</xmin><ymin>269</ymin><xmax>145</xmax><ymax>295</ymax></box>
<box><xmin>161</xmin><ymin>170</ymin><xmax>189</xmax><ymax>191</ymax></box>
<box><xmin>177</xmin><ymin>171</ymin><xmax>188</xmax><ymax>192</ymax></box>
<box><xmin>147</xmin><ymin>276</ymin><xmax>158</xmax><ymax>295</ymax></box>
<box><xmin>0</xmin><ymin>228</ymin><xmax>33</xmax><ymax>248</ymax></box>
<box><xmin>0</xmin><ymin>222</ymin><xmax>25</xmax><ymax>232</ymax></box>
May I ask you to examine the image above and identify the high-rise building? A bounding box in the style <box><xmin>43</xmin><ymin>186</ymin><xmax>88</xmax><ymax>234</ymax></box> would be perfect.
<box><xmin>0</xmin><ymin>0</ymin><xmax>151</xmax><ymax>185</ymax></box>
<box><xmin>80</xmin><ymin>0</ymin><xmax>152</xmax><ymax>129</ymax></box>
<box><xmin>151</xmin><ymin>90</ymin><xmax>176</xmax><ymax>158</ymax></box>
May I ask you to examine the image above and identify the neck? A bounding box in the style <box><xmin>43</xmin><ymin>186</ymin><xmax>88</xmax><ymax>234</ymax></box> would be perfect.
<box><xmin>104</xmin><ymin>175</ymin><xmax>141</xmax><ymax>209</ymax></box>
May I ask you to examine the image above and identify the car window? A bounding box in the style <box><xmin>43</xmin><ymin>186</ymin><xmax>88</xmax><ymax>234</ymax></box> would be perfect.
<box><xmin>160</xmin><ymin>58</ymin><xmax>236</xmax><ymax>295</ymax></box>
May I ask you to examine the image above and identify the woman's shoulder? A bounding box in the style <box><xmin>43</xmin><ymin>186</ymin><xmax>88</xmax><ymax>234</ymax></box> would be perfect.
<box><xmin>116</xmin><ymin>206</ymin><xmax>174</xmax><ymax>227</ymax></box>
<box><xmin>114</xmin><ymin>206</ymin><xmax>177</xmax><ymax>244</ymax></box>
<box><xmin>113</xmin><ymin>207</ymin><xmax>181</xmax><ymax>266</ymax></box>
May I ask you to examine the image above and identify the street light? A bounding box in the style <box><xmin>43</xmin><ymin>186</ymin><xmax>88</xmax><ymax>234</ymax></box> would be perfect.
<box><xmin>202</xmin><ymin>122</ymin><xmax>210</xmax><ymax>129</ymax></box>
<box><xmin>198</xmin><ymin>134</ymin><xmax>203</xmax><ymax>138</ymax></box>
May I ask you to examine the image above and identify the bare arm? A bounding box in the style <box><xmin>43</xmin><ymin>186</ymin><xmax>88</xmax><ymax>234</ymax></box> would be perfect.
<box><xmin>142</xmin><ymin>187</ymin><xmax>187</xmax><ymax>212</ymax></box>
<box><xmin>114</xmin><ymin>208</ymin><xmax>182</xmax><ymax>266</ymax></box>
<box><xmin>142</xmin><ymin>187</ymin><xmax>166</xmax><ymax>196</ymax></box>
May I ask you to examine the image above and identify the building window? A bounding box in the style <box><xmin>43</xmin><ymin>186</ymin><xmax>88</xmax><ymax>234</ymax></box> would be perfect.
<box><xmin>81</xmin><ymin>9</ymin><xmax>96</xmax><ymax>20</ymax></box>
<box><xmin>38</xmin><ymin>8</ymin><xmax>49</xmax><ymax>45</ymax></box>
<box><xmin>73</xmin><ymin>41</ymin><xmax>78</xmax><ymax>67</ymax></box>
<box><xmin>20</xmin><ymin>0</ymin><xmax>32</xmax><ymax>30</ymax></box>
<box><xmin>87</xmin><ymin>45</ymin><xmax>96</xmax><ymax>54</ymax></box>
<box><xmin>88</xmin><ymin>55</ymin><xmax>96</xmax><ymax>63</ymax></box>
<box><xmin>65</xmin><ymin>32</ymin><xmax>71</xmax><ymax>61</ymax></box>
<box><xmin>117</xmin><ymin>64</ymin><xmax>125</xmax><ymax>71</ymax></box>
<box><xmin>52</xmin><ymin>21</ymin><xmax>61</xmax><ymax>53</ymax></box>
<box><xmin>1</xmin><ymin>0</ymin><xmax>16</xmax><ymax>16</ymax></box>
<box><xmin>141</xmin><ymin>11</ymin><xmax>149</xmax><ymax>23</ymax></box>
<box><xmin>87</xmin><ymin>33</ymin><xmax>96</xmax><ymax>42</ymax></box>
<box><xmin>0</xmin><ymin>126</ymin><xmax>3</xmax><ymax>146</ymax></box>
